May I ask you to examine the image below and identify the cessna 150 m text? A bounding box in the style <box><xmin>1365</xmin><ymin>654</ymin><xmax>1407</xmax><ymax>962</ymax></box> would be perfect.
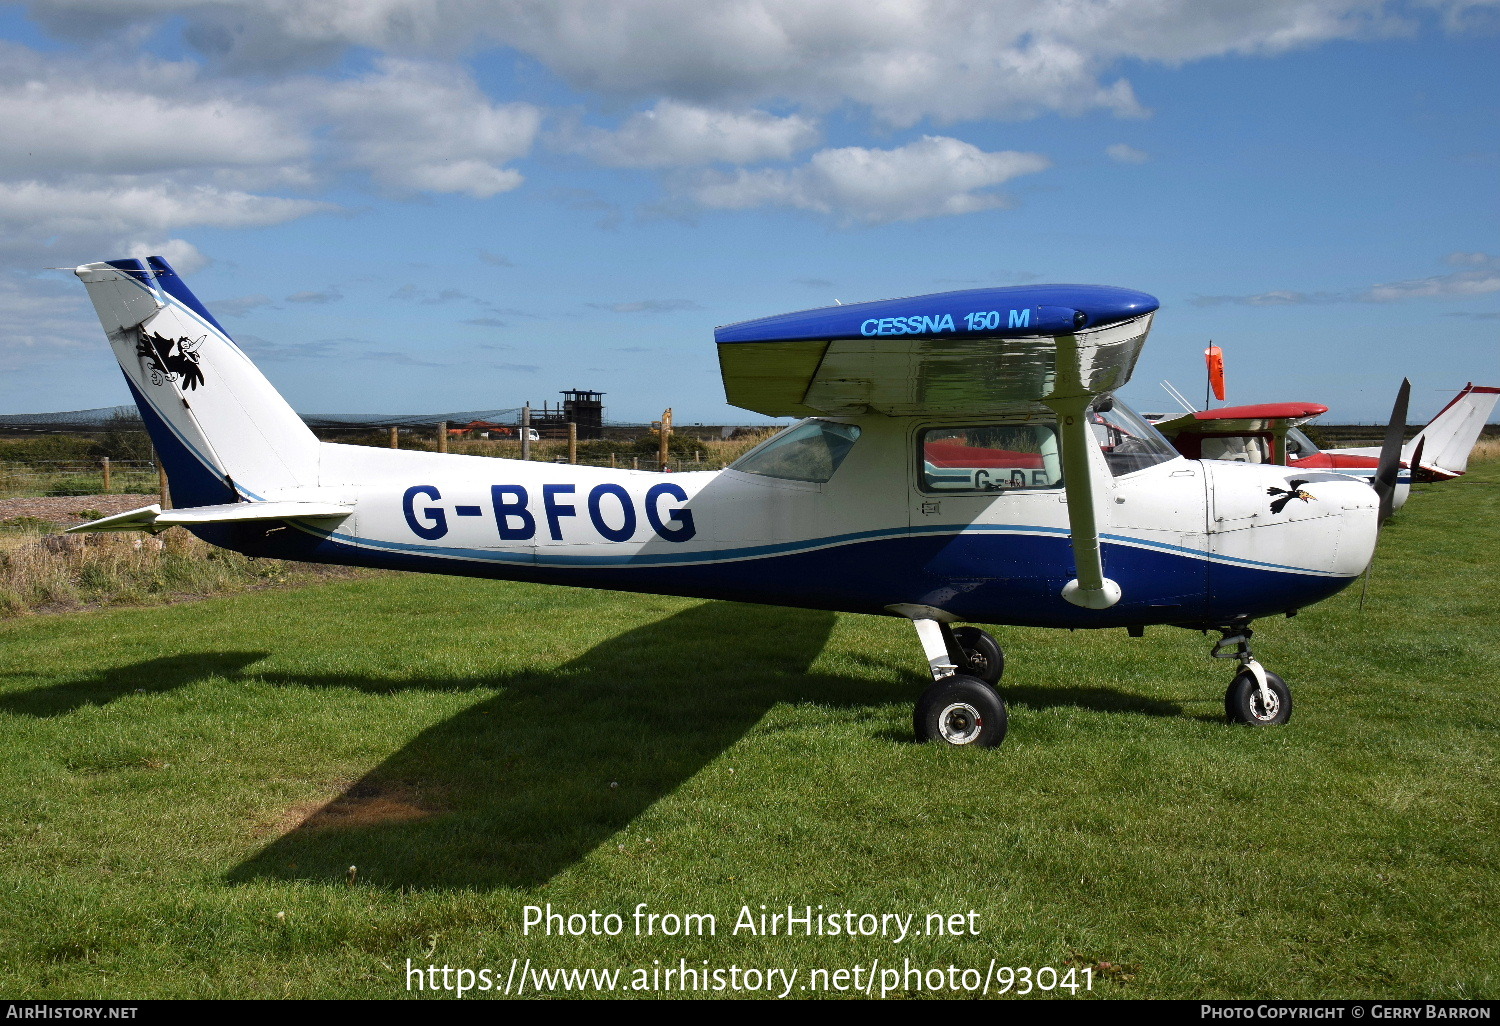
<box><xmin>70</xmin><ymin>257</ymin><xmax>1404</xmax><ymax>748</ymax></box>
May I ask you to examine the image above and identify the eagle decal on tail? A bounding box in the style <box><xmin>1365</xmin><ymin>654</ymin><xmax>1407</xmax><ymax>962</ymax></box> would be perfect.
<box><xmin>135</xmin><ymin>328</ymin><xmax>205</xmax><ymax>390</ymax></box>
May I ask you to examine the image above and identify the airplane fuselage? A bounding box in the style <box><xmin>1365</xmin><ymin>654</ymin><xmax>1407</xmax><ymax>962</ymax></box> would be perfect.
<box><xmin>181</xmin><ymin>416</ymin><xmax>1377</xmax><ymax>631</ymax></box>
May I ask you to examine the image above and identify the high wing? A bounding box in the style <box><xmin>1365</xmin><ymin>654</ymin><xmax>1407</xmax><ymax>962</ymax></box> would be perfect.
<box><xmin>1152</xmin><ymin>402</ymin><xmax>1329</xmax><ymax>438</ymax></box>
<box><xmin>717</xmin><ymin>284</ymin><xmax>1158</xmax><ymax>418</ymax></box>
<box><xmin>716</xmin><ymin>284</ymin><xmax>1160</xmax><ymax>610</ymax></box>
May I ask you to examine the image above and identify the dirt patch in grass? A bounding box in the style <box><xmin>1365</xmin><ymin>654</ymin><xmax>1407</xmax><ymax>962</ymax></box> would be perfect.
<box><xmin>262</xmin><ymin>781</ymin><xmax>445</xmax><ymax>838</ymax></box>
<box><xmin>0</xmin><ymin>493</ymin><xmax>159</xmax><ymax>528</ymax></box>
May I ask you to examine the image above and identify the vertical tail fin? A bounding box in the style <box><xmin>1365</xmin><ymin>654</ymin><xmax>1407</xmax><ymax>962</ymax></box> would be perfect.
<box><xmin>1404</xmin><ymin>383</ymin><xmax>1500</xmax><ymax>480</ymax></box>
<box><xmin>75</xmin><ymin>257</ymin><xmax>321</xmax><ymax>506</ymax></box>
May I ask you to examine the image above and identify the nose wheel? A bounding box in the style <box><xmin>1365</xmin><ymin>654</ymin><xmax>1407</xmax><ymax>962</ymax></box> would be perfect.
<box><xmin>1213</xmin><ymin>628</ymin><xmax>1293</xmax><ymax>726</ymax></box>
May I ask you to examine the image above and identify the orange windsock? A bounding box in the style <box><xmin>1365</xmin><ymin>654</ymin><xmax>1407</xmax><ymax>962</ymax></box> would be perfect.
<box><xmin>1205</xmin><ymin>345</ymin><xmax>1226</xmax><ymax>402</ymax></box>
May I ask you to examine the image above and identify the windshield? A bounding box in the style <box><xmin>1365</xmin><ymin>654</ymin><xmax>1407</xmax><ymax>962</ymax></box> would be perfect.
<box><xmin>1090</xmin><ymin>399</ymin><xmax>1180</xmax><ymax>476</ymax></box>
<box><xmin>730</xmin><ymin>419</ymin><xmax>862</xmax><ymax>482</ymax></box>
<box><xmin>1285</xmin><ymin>427</ymin><xmax>1322</xmax><ymax>458</ymax></box>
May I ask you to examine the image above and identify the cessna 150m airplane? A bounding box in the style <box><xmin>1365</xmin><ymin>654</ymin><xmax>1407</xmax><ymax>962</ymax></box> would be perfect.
<box><xmin>69</xmin><ymin>257</ymin><xmax>1403</xmax><ymax>748</ymax></box>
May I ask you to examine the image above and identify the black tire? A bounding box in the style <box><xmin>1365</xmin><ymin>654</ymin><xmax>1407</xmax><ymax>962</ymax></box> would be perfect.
<box><xmin>914</xmin><ymin>675</ymin><xmax>1008</xmax><ymax>748</ymax></box>
<box><xmin>951</xmin><ymin>626</ymin><xmax>1004</xmax><ymax>684</ymax></box>
<box><xmin>1224</xmin><ymin>669</ymin><xmax>1292</xmax><ymax>725</ymax></box>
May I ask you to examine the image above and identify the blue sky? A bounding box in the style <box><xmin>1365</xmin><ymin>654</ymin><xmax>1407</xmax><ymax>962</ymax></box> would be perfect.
<box><xmin>0</xmin><ymin>1</ymin><xmax>1495</xmax><ymax>425</ymax></box>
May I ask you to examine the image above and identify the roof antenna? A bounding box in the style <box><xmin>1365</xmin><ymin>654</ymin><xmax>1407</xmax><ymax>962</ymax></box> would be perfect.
<box><xmin>1160</xmin><ymin>380</ymin><xmax>1196</xmax><ymax>415</ymax></box>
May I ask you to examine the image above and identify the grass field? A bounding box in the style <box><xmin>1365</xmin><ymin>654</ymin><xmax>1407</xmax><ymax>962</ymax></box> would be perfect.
<box><xmin>1</xmin><ymin>462</ymin><xmax>1496</xmax><ymax>999</ymax></box>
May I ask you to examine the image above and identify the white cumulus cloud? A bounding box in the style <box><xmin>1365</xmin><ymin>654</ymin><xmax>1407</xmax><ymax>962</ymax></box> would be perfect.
<box><xmin>688</xmin><ymin>135</ymin><xmax>1051</xmax><ymax>225</ymax></box>
<box><xmin>1106</xmin><ymin>143</ymin><xmax>1150</xmax><ymax>164</ymax></box>
<box><xmin>31</xmin><ymin>0</ymin><xmax>1490</xmax><ymax>126</ymax></box>
<box><xmin>0</xmin><ymin>180</ymin><xmax>331</xmax><ymax>238</ymax></box>
<box><xmin>318</xmin><ymin>59</ymin><xmax>541</xmax><ymax>197</ymax></box>
<box><xmin>562</xmin><ymin>100</ymin><xmax>819</xmax><ymax>168</ymax></box>
<box><xmin>0</xmin><ymin>79</ymin><xmax>307</xmax><ymax>176</ymax></box>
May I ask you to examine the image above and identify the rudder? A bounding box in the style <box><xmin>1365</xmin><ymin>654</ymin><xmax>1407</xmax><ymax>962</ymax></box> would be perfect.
<box><xmin>75</xmin><ymin>257</ymin><xmax>321</xmax><ymax>506</ymax></box>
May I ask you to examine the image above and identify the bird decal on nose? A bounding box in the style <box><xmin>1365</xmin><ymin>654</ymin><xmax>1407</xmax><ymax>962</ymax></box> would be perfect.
<box><xmin>1267</xmin><ymin>479</ymin><xmax>1316</xmax><ymax>514</ymax></box>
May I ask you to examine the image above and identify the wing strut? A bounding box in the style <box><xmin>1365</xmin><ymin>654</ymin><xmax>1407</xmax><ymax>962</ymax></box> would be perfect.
<box><xmin>1043</xmin><ymin>333</ymin><xmax>1122</xmax><ymax>610</ymax></box>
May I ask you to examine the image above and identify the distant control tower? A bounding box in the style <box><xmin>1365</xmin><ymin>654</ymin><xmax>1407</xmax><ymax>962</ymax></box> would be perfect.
<box><xmin>562</xmin><ymin>389</ymin><xmax>605</xmax><ymax>440</ymax></box>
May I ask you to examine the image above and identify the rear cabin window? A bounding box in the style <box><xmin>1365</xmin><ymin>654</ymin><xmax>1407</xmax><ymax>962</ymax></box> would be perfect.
<box><xmin>731</xmin><ymin>419</ymin><xmax>862</xmax><ymax>483</ymax></box>
<box><xmin>920</xmin><ymin>424</ymin><xmax>1062</xmax><ymax>492</ymax></box>
<box><xmin>1199</xmin><ymin>434</ymin><xmax>1272</xmax><ymax>464</ymax></box>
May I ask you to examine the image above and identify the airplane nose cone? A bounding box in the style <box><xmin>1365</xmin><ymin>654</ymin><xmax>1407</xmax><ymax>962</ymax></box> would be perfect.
<box><xmin>1326</xmin><ymin>477</ymin><xmax>1380</xmax><ymax>577</ymax></box>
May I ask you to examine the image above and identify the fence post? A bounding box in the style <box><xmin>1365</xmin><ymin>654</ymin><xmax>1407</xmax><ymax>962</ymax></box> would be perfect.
<box><xmin>567</xmin><ymin>422</ymin><xmax>577</xmax><ymax>464</ymax></box>
<box><xmin>633</xmin><ymin>456</ymin><xmax>639</xmax><ymax>471</ymax></box>
<box><xmin>101</xmin><ymin>456</ymin><xmax>111</xmax><ymax>494</ymax></box>
<box><xmin>437</xmin><ymin>421</ymin><xmax>448</xmax><ymax>453</ymax></box>
<box><xmin>658</xmin><ymin>407</ymin><xmax>673</xmax><ymax>472</ymax></box>
<box><xmin>154</xmin><ymin>447</ymin><xmax>171</xmax><ymax>509</ymax></box>
<box><xmin>388</xmin><ymin>425</ymin><xmax>399</xmax><ymax>449</ymax></box>
<box><xmin>610</xmin><ymin>452</ymin><xmax>616</xmax><ymax>469</ymax></box>
<box><xmin>521</xmin><ymin>404</ymin><xmax>531</xmax><ymax>461</ymax></box>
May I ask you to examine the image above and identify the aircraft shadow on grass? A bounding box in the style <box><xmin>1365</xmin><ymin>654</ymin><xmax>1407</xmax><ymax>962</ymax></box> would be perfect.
<box><xmin>228</xmin><ymin>601</ymin><xmax>875</xmax><ymax>890</ymax></box>
<box><xmin>1</xmin><ymin>601</ymin><xmax>1192</xmax><ymax>890</ymax></box>
<box><xmin>0</xmin><ymin>651</ymin><xmax>271</xmax><ymax>718</ymax></box>
<box><xmin>222</xmin><ymin>601</ymin><xmax>1196</xmax><ymax>890</ymax></box>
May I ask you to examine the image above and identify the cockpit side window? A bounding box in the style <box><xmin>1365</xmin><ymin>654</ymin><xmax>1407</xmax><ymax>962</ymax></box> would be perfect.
<box><xmin>1285</xmin><ymin>427</ymin><xmax>1321</xmax><ymax>458</ymax></box>
<box><xmin>919</xmin><ymin>423</ymin><xmax>1063</xmax><ymax>492</ymax></box>
<box><xmin>730</xmin><ymin>419</ymin><xmax>862</xmax><ymax>483</ymax></box>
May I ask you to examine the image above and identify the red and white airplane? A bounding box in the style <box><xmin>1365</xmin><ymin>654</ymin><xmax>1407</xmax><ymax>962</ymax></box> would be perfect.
<box><xmin>1150</xmin><ymin>385</ymin><xmax>1498</xmax><ymax>511</ymax></box>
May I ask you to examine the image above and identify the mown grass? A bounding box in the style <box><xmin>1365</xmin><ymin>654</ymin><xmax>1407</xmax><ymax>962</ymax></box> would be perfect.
<box><xmin>0</xmin><ymin>462</ymin><xmax>1496</xmax><ymax>999</ymax></box>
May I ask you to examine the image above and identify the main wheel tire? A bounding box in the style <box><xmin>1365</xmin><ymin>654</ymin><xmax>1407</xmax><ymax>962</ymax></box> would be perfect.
<box><xmin>1224</xmin><ymin>669</ymin><xmax>1292</xmax><ymax>725</ymax></box>
<box><xmin>914</xmin><ymin>675</ymin><xmax>1008</xmax><ymax>748</ymax></box>
<box><xmin>951</xmin><ymin>626</ymin><xmax>1004</xmax><ymax>684</ymax></box>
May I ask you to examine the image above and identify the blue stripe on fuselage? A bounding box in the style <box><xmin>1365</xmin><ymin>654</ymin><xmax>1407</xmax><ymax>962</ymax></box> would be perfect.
<box><xmin>210</xmin><ymin>521</ymin><xmax>1350</xmax><ymax>628</ymax></box>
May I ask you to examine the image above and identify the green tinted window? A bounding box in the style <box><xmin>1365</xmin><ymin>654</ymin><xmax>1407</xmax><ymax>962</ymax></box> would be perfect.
<box><xmin>732</xmin><ymin>420</ymin><xmax>862</xmax><ymax>483</ymax></box>
<box><xmin>921</xmin><ymin>424</ymin><xmax>1062</xmax><ymax>492</ymax></box>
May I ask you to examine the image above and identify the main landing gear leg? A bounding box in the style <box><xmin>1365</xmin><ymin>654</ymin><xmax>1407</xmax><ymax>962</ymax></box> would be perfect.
<box><xmin>909</xmin><ymin>618</ymin><xmax>1008</xmax><ymax>748</ymax></box>
<box><xmin>1212</xmin><ymin>626</ymin><xmax>1293</xmax><ymax>726</ymax></box>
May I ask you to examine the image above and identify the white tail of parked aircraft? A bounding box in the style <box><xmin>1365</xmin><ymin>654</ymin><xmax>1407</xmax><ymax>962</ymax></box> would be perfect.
<box><xmin>1325</xmin><ymin>383</ymin><xmax>1498</xmax><ymax>482</ymax></box>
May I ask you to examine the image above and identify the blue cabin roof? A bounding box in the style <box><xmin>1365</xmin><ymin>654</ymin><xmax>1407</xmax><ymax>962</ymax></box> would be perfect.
<box><xmin>715</xmin><ymin>284</ymin><xmax>1162</xmax><ymax>418</ymax></box>
<box><xmin>716</xmin><ymin>284</ymin><xmax>1158</xmax><ymax>345</ymax></box>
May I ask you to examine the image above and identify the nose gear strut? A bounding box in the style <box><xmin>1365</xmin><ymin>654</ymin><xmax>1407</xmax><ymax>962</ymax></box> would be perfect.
<box><xmin>1213</xmin><ymin>626</ymin><xmax>1293</xmax><ymax>726</ymax></box>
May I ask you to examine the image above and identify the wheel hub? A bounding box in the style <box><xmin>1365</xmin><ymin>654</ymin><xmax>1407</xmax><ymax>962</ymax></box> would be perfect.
<box><xmin>1250</xmin><ymin>687</ymin><xmax>1280</xmax><ymax>722</ymax></box>
<box><xmin>938</xmin><ymin>701</ymin><xmax>984</xmax><ymax>745</ymax></box>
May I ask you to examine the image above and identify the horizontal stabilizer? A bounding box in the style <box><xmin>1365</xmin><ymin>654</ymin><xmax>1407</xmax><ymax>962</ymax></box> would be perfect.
<box><xmin>66</xmin><ymin>501</ymin><xmax>354</xmax><ymax>534</ymax></box>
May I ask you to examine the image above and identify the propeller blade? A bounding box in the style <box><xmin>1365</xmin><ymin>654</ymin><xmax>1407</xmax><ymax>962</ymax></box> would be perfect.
<box><xmin>1372</xmin><ymin>378</ymin><xmax>1410</xmax><ymax>524</ymax></box>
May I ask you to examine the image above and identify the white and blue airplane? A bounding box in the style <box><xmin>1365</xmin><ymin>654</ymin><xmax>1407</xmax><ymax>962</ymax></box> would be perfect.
<box><xmin>68</xmin><ymin>256</ymin><xmax>1397</xmax><ymax>748</ymax></box>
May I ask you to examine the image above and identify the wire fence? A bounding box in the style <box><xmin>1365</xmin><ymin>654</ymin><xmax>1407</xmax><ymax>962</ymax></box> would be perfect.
<box><xmin>0</xmin><ymin>455</ymin><xmax>729</xmax><ymax>501</ymax></box>
<box><xmin>0</xmin><ymin>460</ymin><xmax>160</xmax><ymax>500</ymax></box>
